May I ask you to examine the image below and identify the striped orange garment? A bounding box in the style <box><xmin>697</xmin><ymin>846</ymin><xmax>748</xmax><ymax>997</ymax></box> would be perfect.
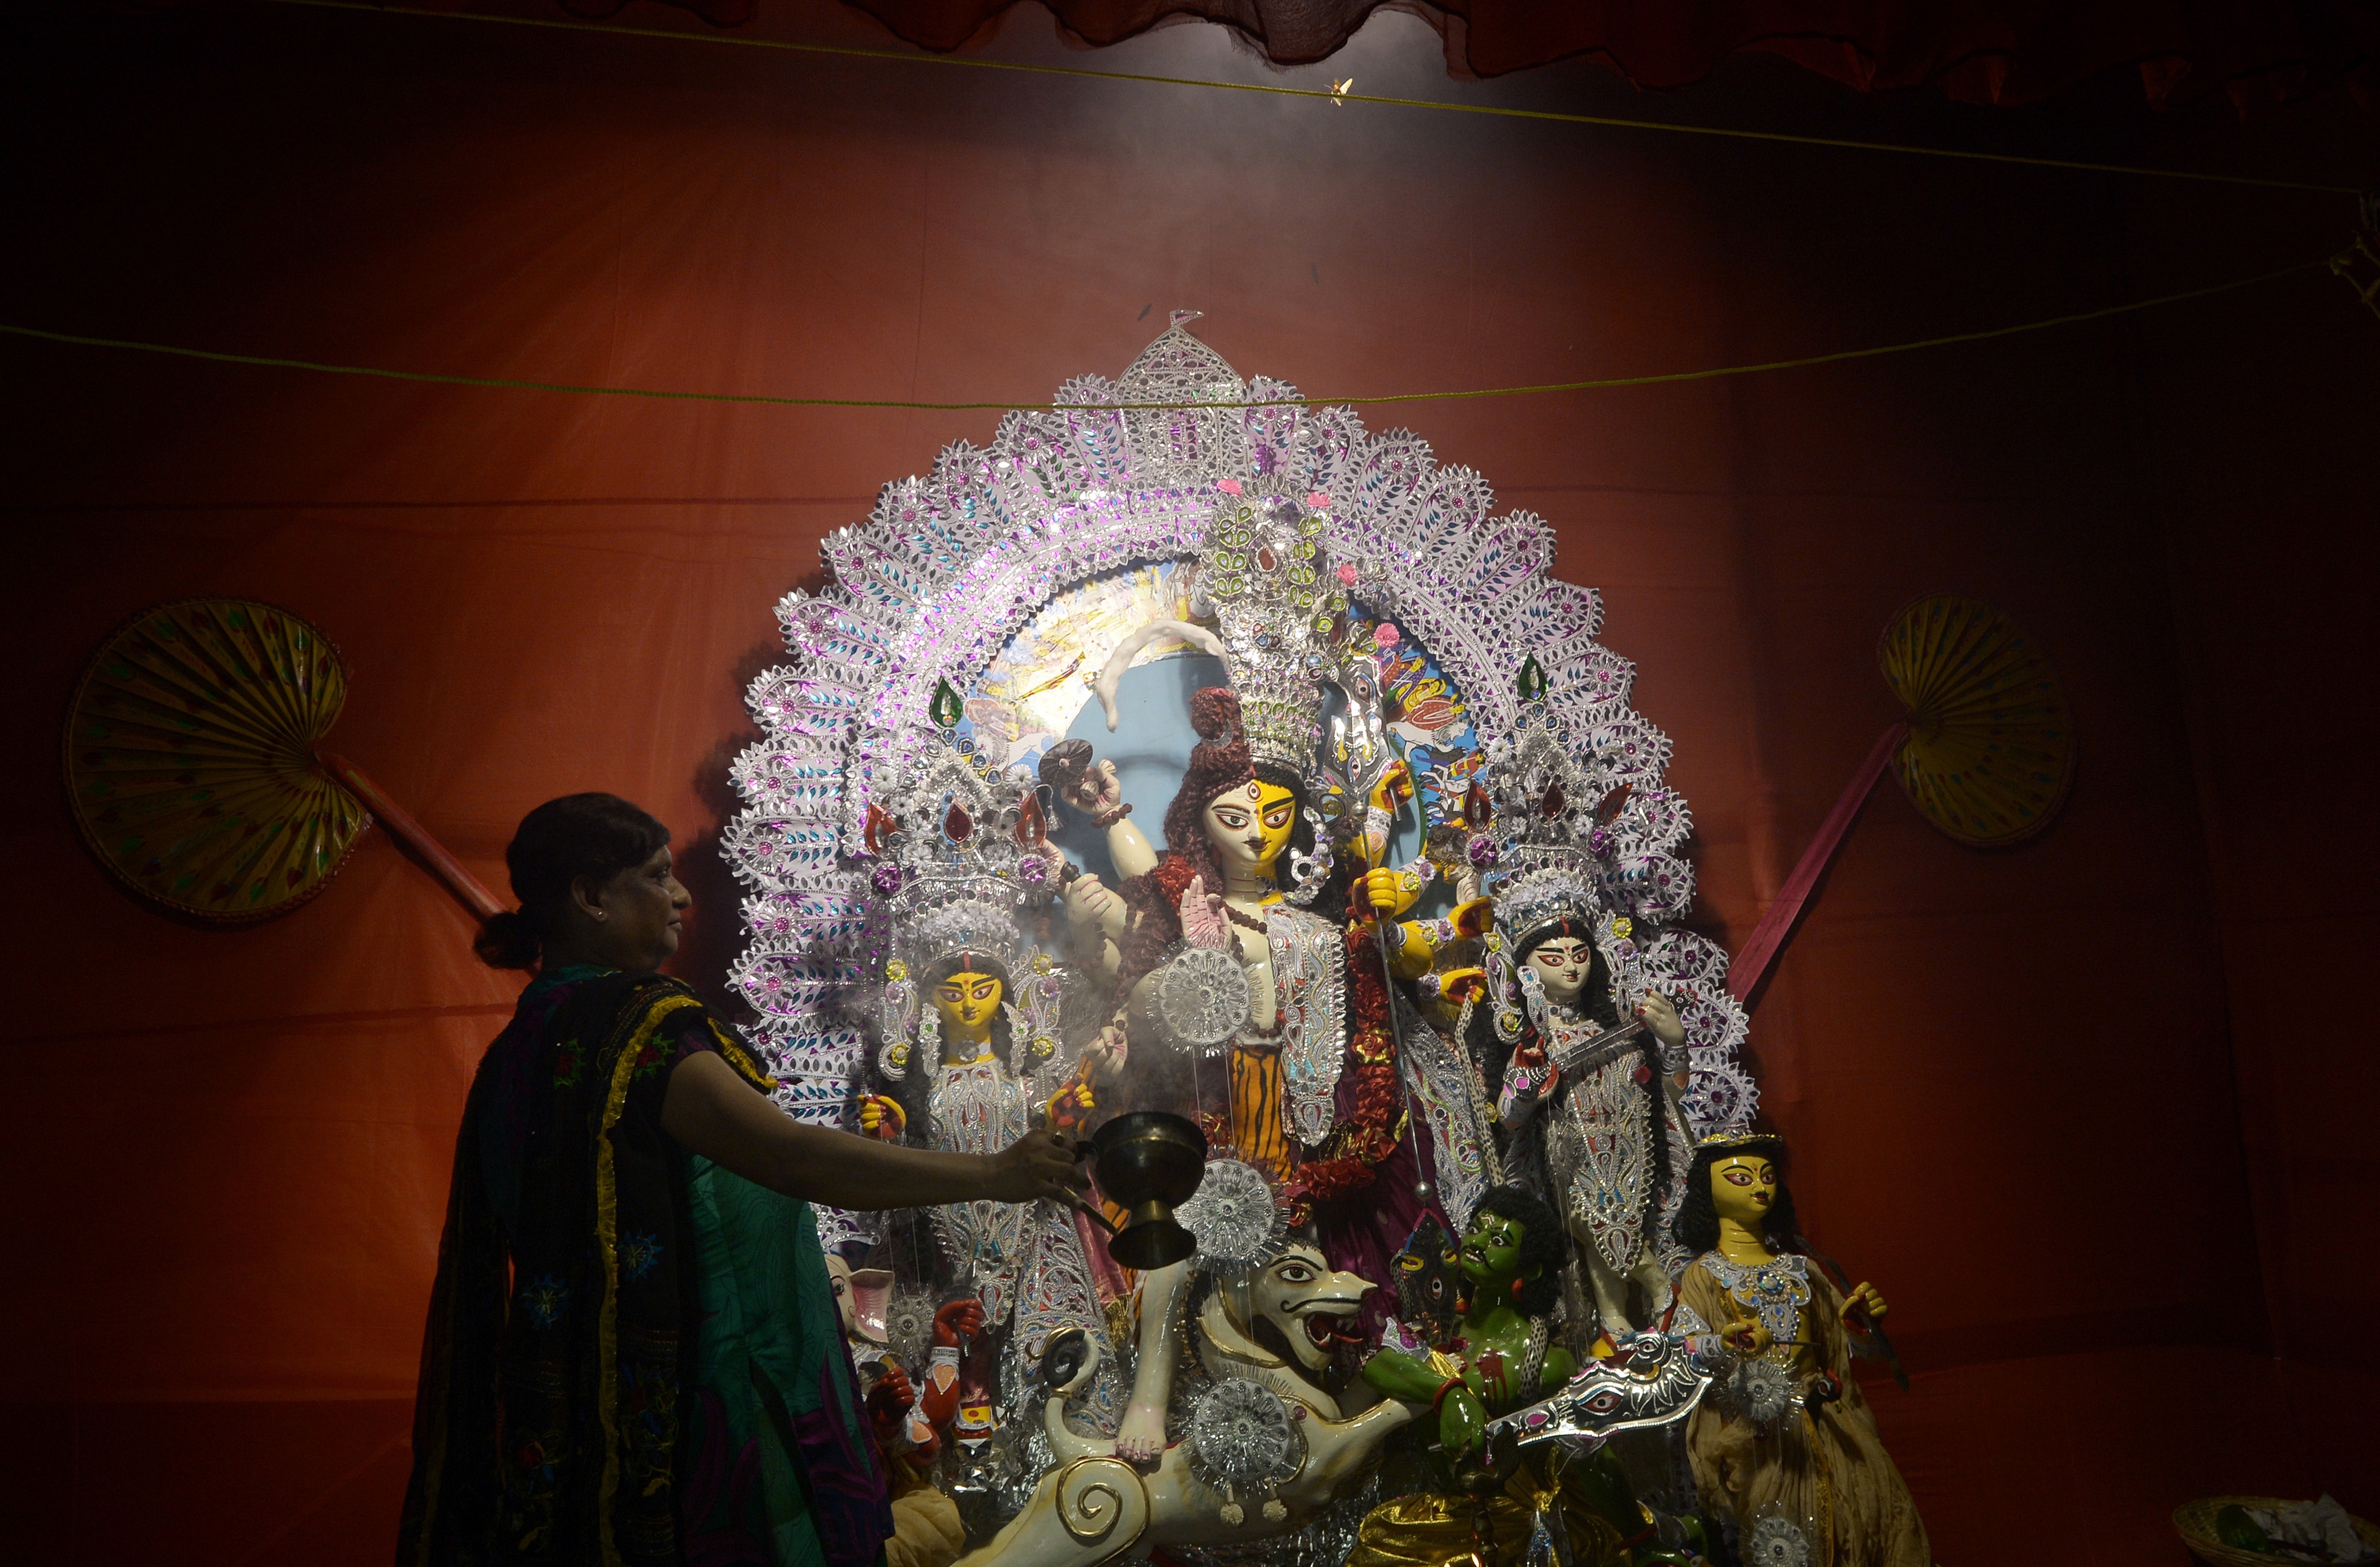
<box><xmin>1228</xmin><ymin>1047</ymin><xmax>1292</xmax><ymax>1183</ymax></box>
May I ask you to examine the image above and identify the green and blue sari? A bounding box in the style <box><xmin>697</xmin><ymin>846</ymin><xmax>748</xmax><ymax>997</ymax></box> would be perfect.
<box><xmin>400</xmin><ymin>967</ymin><xmax>892</xmax><ymax>1567</ymax></box>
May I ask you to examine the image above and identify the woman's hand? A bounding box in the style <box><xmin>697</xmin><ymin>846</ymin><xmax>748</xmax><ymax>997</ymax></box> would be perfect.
<box><xmin>1045</xmin><ymin>1074</ymin><xmax>1097</xmax><ymax>1134</ymax></box>
<box><xmin>1063</xmin><ymin>758</ymin><xmax>1123</xmax><ymax>815</ymax></box>
<box><xmin>1635</xmin><ymin>990</ymin><xmax>1687</xmax><ymax>1049</ymax></box>
<box><xmin>1843</xmin><ymin>1281</ymin><xmax>1889</xmax><ymax>1324</ymax></box>
<box><xmin>857</xmin><ymin>1094</ymin><xmax>906</xmax><ymax>1142</ymax></box>
<box><xmin>1064</xmin><ymin>872</ymin><xmax>1127</xmax><ymax>939</ymax></box>
<box><xmin>1722</xmin><ymin>1307</ymin><xmax>1774</xmax><ymax>1358</ymax></box>
<box><xmin>1432</xmin><ymin>967</ymin><xmax>1488</xmax><ymax>1006</ymax></box>
<box><xmin>984</xmin><ymin>1128</ymin><xmax>1090</xmax><ymax>1206</ymax></box>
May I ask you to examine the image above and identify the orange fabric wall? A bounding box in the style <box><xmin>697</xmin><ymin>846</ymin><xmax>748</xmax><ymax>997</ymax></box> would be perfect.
<box><xmin>4</xmin><ymin>4</ymin><xmax>2371</xmax><ymax>1562</ymax></box>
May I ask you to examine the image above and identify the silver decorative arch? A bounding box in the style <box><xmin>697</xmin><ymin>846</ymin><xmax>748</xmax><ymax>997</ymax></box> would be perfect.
<box><xmin>722</xmin><ymin>315</ymin><xmax>1755</xmax><ymax>1243</ymax></box>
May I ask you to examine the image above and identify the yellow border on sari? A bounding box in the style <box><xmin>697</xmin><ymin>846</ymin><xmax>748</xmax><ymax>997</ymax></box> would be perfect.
<box><xmin>594</xmin><ymin>989</ymin><xmax>702</xmax><ymax>1565</ymax></box>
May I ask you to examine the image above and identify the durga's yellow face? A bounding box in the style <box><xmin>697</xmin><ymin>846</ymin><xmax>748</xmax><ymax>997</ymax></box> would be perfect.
<box><xmin>1202</xmin><ymin>778</ymin><xmax>1300</xmax><ymax>877</ymax></box>
<box><xmin>933</xmin><ymin>970</ymin><xmax>1003</xmax><ymax>1044</ymax></box>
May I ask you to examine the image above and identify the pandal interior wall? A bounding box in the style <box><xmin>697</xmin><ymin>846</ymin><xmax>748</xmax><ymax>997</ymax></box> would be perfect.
<box><xmin>2</xmin><ymin>2</ymin><xmax>2370</xmax><ymax>1562</ymax></box>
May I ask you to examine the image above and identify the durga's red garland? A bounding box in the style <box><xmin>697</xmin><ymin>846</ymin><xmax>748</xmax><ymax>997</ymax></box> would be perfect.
<box><xmin>1290</xmin><ymin>923</ymin><xmax>1403</xmax><ymax>1205</ymax></box>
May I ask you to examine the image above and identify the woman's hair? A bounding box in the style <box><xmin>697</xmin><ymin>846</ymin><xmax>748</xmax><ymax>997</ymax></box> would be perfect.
<box><xmin>1464</xmin><ymin>917</ymin><xmax>1668</xmax><ymax>1245</ymax></box>
<box><xmin>922</xmin><ymin>949</ymin><xmax>1017</xmax><ymax>1061</ymax></box>
<box><xmin>1671</xmin><ymin>1141</ymin><xmax>1800</xmax><ymax>1256</ymax></box>
<box><xmin>474</xmin><ymin>793</ymin><xmax>672</xmax><ymax>970</ymax></box>
<box><xmin>1516</xmin><ymin>918</ymin><xmax>1621</xmax><ymax>1026</ymax></box>
<box><xmin>1471</xmin><ymin>1184</ymin><xmax>1567</xmax><ymax>1320</ymax></box>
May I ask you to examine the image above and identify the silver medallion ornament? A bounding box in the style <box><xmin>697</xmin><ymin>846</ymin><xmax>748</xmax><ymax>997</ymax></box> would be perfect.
<box><xmin>1186</xmin><ymin>1378</ymin><xmax>1305</xmax><ymax>1525</ymax></box>
<box><xmin>1745</xmin><ymin>1512</ymin><xmax>1811</xmax><ymax>1567</ymax></box>
<box><xmin>883</xmin><ymin>1283</ymin><xmax>938</xmax><ymax>1370</ymax></box>
<box><xmin>1150</xmin><ymin>943</ymin><xmax>1253</xmax><ymax>1051</ymax></box>
<box><xmin>1176</xmin><ymin>1158</ymin><xmax>1286</xmax><ymax>1273</ymax></box>
<box><xmin>1727</xmin><ymin>1354</ymin><xmax>1799</xmax><ymax>1427</ymax></box>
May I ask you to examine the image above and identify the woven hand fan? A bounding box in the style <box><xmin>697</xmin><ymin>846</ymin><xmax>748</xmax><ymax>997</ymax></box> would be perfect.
<box><xmin>1877</xmin><ymin>595</ymin><xmax>2074</xmax><ymax>848</ymax></box>
<box><xmin>1730</xmin><ymin>593</ymin><xmax>2075</xmax><ymax>1004</ymax></box>
<box><xmin>65</xmin><ymin>598</ymin><xmax>496</xmax><ymax>924</ymax></box>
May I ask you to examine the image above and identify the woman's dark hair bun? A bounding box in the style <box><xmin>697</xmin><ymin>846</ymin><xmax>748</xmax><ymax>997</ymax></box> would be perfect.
<box><xmin>475</xmin><ymin>792</ymin><xmax>672</xmax><ymax>971</ymax></box>
<box><xmin>475</xmin><ymin>908</ymin><xmax>542</xmax><ymax>970</ymax></box>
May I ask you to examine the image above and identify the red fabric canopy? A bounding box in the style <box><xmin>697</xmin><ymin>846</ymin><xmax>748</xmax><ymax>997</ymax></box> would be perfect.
<box><xmin>581</xmin><ymin>0</ymin><xmax>2380</xmax><ymax>106</ymax></box>
<box><xmin>8</xmin><ymin>3</ymin><xmax>2374</xmax><ymax>1562</ymax></box>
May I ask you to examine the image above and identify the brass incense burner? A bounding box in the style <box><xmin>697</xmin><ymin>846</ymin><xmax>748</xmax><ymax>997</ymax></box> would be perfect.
<box><xmin>1090</xmin><ymin>1110</ymin><xmax>1208</xmax><ymax>1270</ymax></box>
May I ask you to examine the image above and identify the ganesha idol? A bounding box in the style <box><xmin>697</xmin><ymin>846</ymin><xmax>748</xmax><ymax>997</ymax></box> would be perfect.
<box><xmin>719</xmin><ymin>317</ymin><xmax>1763</xmax><ymax>1556</ymax></box>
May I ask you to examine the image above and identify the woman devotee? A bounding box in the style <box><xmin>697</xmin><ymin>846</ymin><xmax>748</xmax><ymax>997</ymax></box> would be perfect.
<box><xmin>399</xmin><ymin>793</ymin><xmax>1086</xmax><ymax>1567</ymax></box>
<box><xmin>1671</xmin><ymin>1133</ymin><xmax>1930</xmax><ymax>1567</ymax></box>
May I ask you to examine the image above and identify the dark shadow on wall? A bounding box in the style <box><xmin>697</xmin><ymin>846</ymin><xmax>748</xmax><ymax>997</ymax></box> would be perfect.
<box><xmin>672</xmin><ymin>628</ymin><xmax>790</xmax><ymax>1020</ymax></box>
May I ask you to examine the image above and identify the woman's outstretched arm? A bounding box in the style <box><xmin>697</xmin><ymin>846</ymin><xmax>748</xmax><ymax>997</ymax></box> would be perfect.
<box><xmin>661</xmin><ymin>1050</ymin><xmax>1087</xmax><ymax>1211</ymax></box>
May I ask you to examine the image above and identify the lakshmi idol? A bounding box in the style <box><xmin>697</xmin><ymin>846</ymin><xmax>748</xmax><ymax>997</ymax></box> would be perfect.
<box><xmin>1672</xmin><ymin>1133</ymin><xmax>1930</xmax><ymax>1567</ymax></box>
<box><xmin>855</xmin><ymin>739</ymin><xmax>1123</xmax><ymax>1452</ymax></box>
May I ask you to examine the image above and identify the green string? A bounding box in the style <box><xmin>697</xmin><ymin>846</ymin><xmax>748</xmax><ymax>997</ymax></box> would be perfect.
<box><xmin>262</xmin><ymin>0</ymin><xmax>2365</xmax><ymax>197</ymax></box>
<box><xmin>0</xmin><ymin>258</ymin><xmax>2328</xmax><ymax>411</ymax></box>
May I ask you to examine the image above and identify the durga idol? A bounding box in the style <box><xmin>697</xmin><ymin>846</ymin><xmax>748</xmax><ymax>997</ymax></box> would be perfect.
<box><xmin>1066</xmin><ymin>480</ymin><xmax>1497</xmax><ymax>1462</ymax></box>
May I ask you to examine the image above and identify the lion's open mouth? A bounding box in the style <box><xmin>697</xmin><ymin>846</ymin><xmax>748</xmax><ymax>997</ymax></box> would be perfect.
<box><xmin>1300</xmin><ymin>1311</ymin><xmax>1369</xmax><ymax>1348</ymax></box>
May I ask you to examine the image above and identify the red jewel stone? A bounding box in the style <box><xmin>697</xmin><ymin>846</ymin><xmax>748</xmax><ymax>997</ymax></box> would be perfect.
<box><xmin>1540</xmin><ymin>780</ymin><xmax>1566</xmax><ymax>818</ymax></box>
<box><xmin>1257</xmin><ymin>545</ymin><xmax>1277</xmax><ymax>571</ymax></box>
<box><xmin>1464</xmin><ymin>780</ymin><xmax>1493</xmax><ymax>829</ymax></box>
<box><xmin>944</xmin><ymin>801</ymin><xmax>974</xmax><ymax>842</ymax></box>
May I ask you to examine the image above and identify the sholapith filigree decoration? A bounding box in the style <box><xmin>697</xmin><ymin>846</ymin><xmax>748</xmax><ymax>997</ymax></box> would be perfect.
<box><xmin>721</xmin><ymin>318</ymin><xmax>1759</xmax><ymax>1240</ymax></box>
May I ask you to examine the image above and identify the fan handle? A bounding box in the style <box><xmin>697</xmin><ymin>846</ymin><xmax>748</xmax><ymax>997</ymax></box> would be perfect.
<box><xmin>317</xmin><ymin>752</ymin><xmax>504</xmax><ymax>923</ymax></box>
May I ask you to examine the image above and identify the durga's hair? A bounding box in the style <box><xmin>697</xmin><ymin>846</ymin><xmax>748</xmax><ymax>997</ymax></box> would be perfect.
<box><xmin>1472</xmin><ymin>1184</ymin><xmax>1568</xmax><ymax>1320</ymax></box>
<box><xmin>1157</xmin><ymin>687</ymin><xmax>1259</xmax><ymax>891</ymax></box>
<box><xmin>1671</xmin><ymin>1142</ymin><xmax>1801</xmax><ymax>1257</ymax></box>
<box><xmin>474</xmin><ymin>792</ymin><xmax>671</xmax><ymax>970</ymax></box>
